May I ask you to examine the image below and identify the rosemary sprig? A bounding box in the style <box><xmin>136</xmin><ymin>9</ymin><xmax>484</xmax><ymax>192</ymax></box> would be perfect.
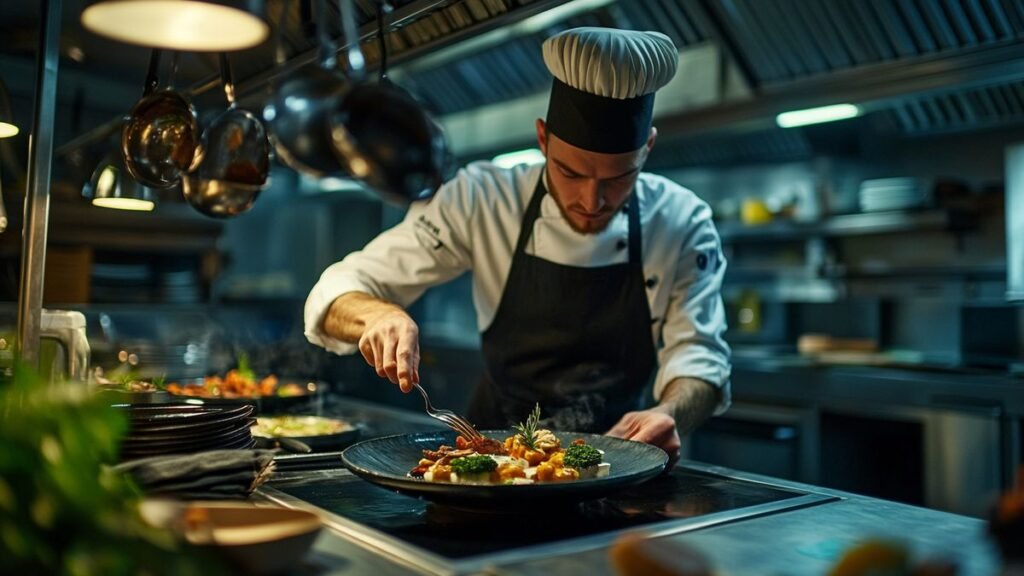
<box><xmin>514</xmin><ymin>403</ymin><xmax>541</xmax><ymax>450</ymax></box>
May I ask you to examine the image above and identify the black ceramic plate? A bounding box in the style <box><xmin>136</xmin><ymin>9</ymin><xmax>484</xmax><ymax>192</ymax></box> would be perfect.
<box><xmin>120</xmin><ymin>433</ymin><xmax>256</xmax><ymax>459</ymax></box>
<box><xmin>117</xmin><ymin>404</ymin><xmax>255</xmax><ymax>428</ymax></box>
<box><xmin>125</xmin><ymin>418</ymin><xmax>257</xmax><ymax>442</ymax></box>
<box><xmin>341</xmin><ymin>429</ymin><xmax>668</xmax><ymax>509</ymax></box>
<box><xmin>122</xmin><ymin>423</ymin><xmax>253</xmax><ymax>451</ymax></box>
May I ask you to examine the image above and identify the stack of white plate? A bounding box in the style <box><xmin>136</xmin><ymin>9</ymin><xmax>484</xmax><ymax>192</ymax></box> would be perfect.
<box><xmin>859</xmin><ymin>177</ymin><xmax>932</xmax><ymax>212</ymax></box>
<box><xmin>160</xmin><ymin>269</ymin><xmax>202</xmax><ymax>304</ymax></box>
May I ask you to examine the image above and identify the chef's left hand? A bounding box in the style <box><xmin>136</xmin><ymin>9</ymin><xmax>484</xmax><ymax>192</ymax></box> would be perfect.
<box><xmin>606</xmin><ymin>410</ymin><xmax>681</xmax><ymax>467</ymax></box>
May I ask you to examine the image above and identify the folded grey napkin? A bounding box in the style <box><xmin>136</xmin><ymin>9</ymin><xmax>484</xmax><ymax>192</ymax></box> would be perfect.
<box><xmin>113</xmin><ymin>450</ymin><xmax>276</xmax><ymax>499</ymax></box>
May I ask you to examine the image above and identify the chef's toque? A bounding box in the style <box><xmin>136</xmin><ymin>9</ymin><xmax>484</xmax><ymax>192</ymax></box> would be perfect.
<box><xmin>542</xmin><ymin>27</ymin><xmax>678</xmax><ymax>154</ymax></box>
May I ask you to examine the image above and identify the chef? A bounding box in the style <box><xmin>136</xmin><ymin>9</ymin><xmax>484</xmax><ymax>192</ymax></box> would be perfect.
<box><xmin>304</xmin><ymin>27</ymin><xmax>731</xmax><ymax>459</ymax></box>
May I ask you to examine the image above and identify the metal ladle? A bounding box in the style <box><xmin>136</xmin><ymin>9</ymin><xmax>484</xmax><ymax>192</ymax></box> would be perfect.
<box><xmin>329</xmin><ymin>0</ymin><xmax>451</xmax><ymax>205</ymax></box>
<box><xmin>122</xmin><ymin>50</ymin><xmax>199</xmax><ymax>189</ymax></box>
<box><xmin>183</xmin><ymin>53</ymin><xmax>270</xmax><ymax>218</ymax></box>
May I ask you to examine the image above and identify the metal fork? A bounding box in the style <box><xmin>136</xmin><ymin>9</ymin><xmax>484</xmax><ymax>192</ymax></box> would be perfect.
<box><xmin>411</xmin><ymin>382</ymin><xmax>484</xmax><ymax>440</ymax></box>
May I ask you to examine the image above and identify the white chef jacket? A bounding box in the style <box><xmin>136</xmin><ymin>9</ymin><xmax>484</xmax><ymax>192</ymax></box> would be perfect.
<box><xmin>305</xmin><ymin>161</ymin><xmax>732</xmax><ymax>415</ymax></box>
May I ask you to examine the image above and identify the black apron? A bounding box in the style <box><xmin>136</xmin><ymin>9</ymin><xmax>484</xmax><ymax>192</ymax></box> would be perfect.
<box><xmin>468</xmin><ymin>173</ymin><xmax>658</xmax><ymax>433</ymax></box>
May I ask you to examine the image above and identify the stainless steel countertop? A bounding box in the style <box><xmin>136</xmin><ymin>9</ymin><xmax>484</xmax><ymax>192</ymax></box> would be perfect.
<box><xmin>263</xmin><ymin>397</ymin><xmax>1003</xmax><ymax>576</ymax></box>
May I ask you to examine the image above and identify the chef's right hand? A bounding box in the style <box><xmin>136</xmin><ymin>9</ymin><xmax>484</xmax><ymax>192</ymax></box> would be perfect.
<box><xmin>358</xmin><ymin>309</ymin><xmax>420</xmax><ymax>393</ymax></box>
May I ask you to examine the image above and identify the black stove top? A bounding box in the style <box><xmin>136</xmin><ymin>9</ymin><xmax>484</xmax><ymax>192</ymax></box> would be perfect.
<box><xmin>270</xmin><ymin>465</ymin><xmax>827</xmax><ymax>562</ymax></box>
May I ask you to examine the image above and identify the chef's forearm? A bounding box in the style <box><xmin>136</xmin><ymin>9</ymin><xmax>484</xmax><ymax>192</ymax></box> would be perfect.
<box><xmin>322</xmin><ymin>292</ymin><xmax>409</xmax><ymax>343</ymax></box>
<box><xmin>652</xmin><ymin>377</ymin><xmax>720</xmax><ymax>436</ymax></box>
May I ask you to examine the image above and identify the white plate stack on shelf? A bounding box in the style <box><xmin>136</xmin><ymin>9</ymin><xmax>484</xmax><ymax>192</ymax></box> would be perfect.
<box><xmin>858</xmin><ymin>177</ymin><xmax>933</xmax><ymax>213</ymax></box>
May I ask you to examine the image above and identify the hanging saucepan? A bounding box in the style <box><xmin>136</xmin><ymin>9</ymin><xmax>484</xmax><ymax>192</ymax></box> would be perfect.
<box><xmin>183</xmin><ymin>53</ymin><xmax>270</xmax><ymax>218</ymax></box>
<box><xmin>329</xmin><ymin>0</ymin><xmax>450</xmax><ymax>204</ymax></box>
<box><xmin>263</xmin><ymin>0</ymin><xmax>348</xmax><ymax>177</ymax></box>
<box><xmin>122</xmin><ymin>50</ymin><xmax>199</xmax><ymax>189</ymax></box>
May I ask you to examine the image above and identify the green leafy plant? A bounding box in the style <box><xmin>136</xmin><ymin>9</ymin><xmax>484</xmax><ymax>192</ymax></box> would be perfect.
<box><xmin>0</xmin><ymin>365</ymin><xmax>221</xmax><ymax>575</ymax></box>
<box><xmin>514</xmin><ymin>403</ymin><xmax>542</xmax><ymax>450</ymax></box>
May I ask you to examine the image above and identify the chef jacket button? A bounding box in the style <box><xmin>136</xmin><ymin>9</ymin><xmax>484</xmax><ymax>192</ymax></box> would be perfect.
<box><xmin>646</xmin><ymin>276</ymin><xmax>658</xmax><ymax>288</ymax></box>
<box><xmin>616</xmin><ymin>239</ymin><xmax>627</xmax><ymax>251</ymax></box>
<box><xmin>650</xmin><ymin>317</ymin><xmax>660</xmax><ymax>325</ymax></box>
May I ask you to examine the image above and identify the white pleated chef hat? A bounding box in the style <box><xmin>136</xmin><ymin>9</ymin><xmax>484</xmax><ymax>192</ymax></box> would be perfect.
<box><xmin>542</xmin><ymin>27</ymin><xmax>678</xmax><ymax>154</ymax></box>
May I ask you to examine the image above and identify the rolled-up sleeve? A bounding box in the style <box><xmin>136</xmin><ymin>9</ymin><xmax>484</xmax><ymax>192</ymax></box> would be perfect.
<box><xmin>303</xmin><ymin>171</ymin><xmax>477</xmax><ymax>355</ymax></box>
<box><xmin>653</xmin><ymin>201</ymin><xmax>732</xmax><ymax>415</ymax></box>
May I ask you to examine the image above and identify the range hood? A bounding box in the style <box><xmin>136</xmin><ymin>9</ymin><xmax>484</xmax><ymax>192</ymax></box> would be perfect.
<box><xmin>9</xmin><ymin>0</ymin><xmax>1024</xmax><ymax>169</ymax></box>
<box><xmin>386</xmin><ymin>0</ymin><xmax>1024</xmax><ymax>161</ymax></box>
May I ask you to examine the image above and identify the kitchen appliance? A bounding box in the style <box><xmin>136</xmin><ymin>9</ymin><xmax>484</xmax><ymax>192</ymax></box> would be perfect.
<box><xmin>265</xmin><ymin>463</ymin><xmax>838</xmax><ymax>575</ymax></box>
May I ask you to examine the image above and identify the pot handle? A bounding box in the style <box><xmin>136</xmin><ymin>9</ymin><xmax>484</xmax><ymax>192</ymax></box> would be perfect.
<box><xmin>219</xmin><ymin>53</ymin><xmax>236</xmax><ymax>107</ymax></box>
<box><xmin>338</xmin><ymin>0</ymin><xmax>366</xmax><ymax>81</ymax></box>
<box><xmin>316</xmin><ymin>0</ymin><xmax>339</xmax><ymax>69</ymax></box>
<box><xmin>142</xmin><ymin>49</ymin><xmax>162</xmax><ymax>97</ymax></box>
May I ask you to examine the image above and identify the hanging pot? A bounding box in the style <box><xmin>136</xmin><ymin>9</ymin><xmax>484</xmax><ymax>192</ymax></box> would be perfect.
<box><xmin>262</xmin><ymin>0</ymin><xmax>348</xmax><ymax>178</ymax></box>
<box><xmin>183</xmin><ymin>53</ymin><xmax>270</xmax><ymax>218</ymax></box>
<box><xmin>329</xmin><ymin>0</ymin><xmax>451</xmax><ymax>204</ymax></box>
<box><xmin>121</xmin><ymin>50</ymin><xmax>199</xmax><ymax>189</ymax></box>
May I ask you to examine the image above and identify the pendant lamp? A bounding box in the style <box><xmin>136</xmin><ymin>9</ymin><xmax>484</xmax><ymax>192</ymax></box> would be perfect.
<box><xmin>83</xmin><ymin>152</ymin><xmax>158</xmax><ymax>211</ymax></box>
<box><xmin>82</xmin><ymin>0</ymin><xmax>268</xmax><ymax>52</ymax></box>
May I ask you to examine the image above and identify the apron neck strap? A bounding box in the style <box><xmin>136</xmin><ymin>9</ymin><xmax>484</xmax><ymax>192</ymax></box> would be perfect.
<box><xmin>513</xmin><ymin>171</ymin><xmax>549</xmax><ymax>256</ymax></box>
<box><xmin>626</xmin><ymin>189</ymin><xmax>642</xmax><ymax>265</ymax></box>
<box><xmin>514</xmin><ymin>167</ymin><xmax>643</xmax><ymax>264</ymax></box>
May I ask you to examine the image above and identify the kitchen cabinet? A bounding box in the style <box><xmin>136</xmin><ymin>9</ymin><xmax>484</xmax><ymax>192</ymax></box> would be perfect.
<box><xmin>688</xmin><ymin>402</ymin><xmax>818</xmax><ymax>484</ymax></box>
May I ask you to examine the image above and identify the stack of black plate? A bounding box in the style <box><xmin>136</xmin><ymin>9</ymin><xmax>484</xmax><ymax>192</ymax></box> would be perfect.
<box><xmin>118</xmin><ymin>404</ymin><xmax>256</xmax><ymax>462</ymax></box>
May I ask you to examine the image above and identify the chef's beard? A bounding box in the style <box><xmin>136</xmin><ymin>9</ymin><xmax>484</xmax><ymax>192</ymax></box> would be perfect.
<box><xmin>546</xmin><ymin>178</ymin><xmax>620</xmax><ymax>236</ymax></box>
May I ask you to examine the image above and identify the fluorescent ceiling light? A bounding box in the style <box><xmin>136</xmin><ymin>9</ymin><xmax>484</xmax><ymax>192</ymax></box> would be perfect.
<box><xmin>776</xmin><ymin>104</ymin><xmax>861</xmax><ymax>128</ymax></box>
<box><xmin>493</xmin><ymin>148</ymin><xmax>545</xmax><ymax>168</ymax></box>
<box><xmin>82</xmin><ymin>1</ymin><xmax>268</xmax><ymax>52</ymax></box>
<box><xmin>91</xmin><ymin>197</ymin><xmax>156</xmax><ymax>211</ymax></box>
<box><xmin>0</xmin><ymin>122</ymin><xmax>17</xmax><ymax>139</ymax></box>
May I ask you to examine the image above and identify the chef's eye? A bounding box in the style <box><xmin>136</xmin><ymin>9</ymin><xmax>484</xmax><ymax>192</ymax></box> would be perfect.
<box><xmin>557</xmin><ymin>166</ymin><xmax>580</xmax><ymax>179</ymax></box>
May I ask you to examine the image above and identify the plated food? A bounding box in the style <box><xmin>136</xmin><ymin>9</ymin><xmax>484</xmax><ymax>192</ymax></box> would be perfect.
<box><xmin>341</xmin><ymin>428</ymin><xmax>667</xmax><ymax>508</ymax></box>
<box><xmin>166</xmin><ymin>371</ymin><xmax>312</xmax><ymax>399</ymax></box>
<box><xmin>252</xmin><ymin>416</ymin><xmax>353</xmax><ymax>438</ymax></box>
<box><xmin>409</xmin><ymin>405</ymin><xmax>609</xmax><ymax>485</ymax></box>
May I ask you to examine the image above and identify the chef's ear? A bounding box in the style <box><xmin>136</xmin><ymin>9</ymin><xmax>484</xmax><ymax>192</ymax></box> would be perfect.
<box><xmin>645</xmin><ymin>126</ymin><xmax>658</xmax><ymax>153</ymax></box>
<box><xmin>536</xmin><ymin>119</ymin><xmax>548</xmax><ymax>156</ymax></box>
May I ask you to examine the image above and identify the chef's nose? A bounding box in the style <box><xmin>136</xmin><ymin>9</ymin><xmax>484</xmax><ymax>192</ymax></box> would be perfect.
<box><xmin>581</xmin><ymin>179</ymin><xmax>607</xmax><ymax>212</ymax></box>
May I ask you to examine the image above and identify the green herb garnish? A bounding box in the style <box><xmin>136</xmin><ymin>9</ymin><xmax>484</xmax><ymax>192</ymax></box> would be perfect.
<box><xmin>236</xmin><ymin>352</ymin><xmax>255</xmax><ymax>381</ymax></box>
<box><xmin>151</xmin><ymin>374</ymin><xmax>166</xmax><ymax>390</ymax></box>
<box><xmin>514</xmin><ymin>403</ymin><xmax>541</xmax><ymax>450</ymax></box>
<box><xmin>450</xmin><ymin>455</ymin><xmax>498</xmax><ymax>475</ymax></box>
<box><xmin>564</xmin><ymin>443</ymin><xmax>603</xmax><ymax>469</ymax></box>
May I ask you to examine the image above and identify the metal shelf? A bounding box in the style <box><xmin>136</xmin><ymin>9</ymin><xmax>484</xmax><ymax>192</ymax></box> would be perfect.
<box><xmin>0</xmin><ymin>202</ymin><xmax>222</xmax><ymax>254</ymax></box>
<box><xmin>717</xmin><ymin>209</ymin><xmax>974</xmax><ymax>244</ymax></box>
